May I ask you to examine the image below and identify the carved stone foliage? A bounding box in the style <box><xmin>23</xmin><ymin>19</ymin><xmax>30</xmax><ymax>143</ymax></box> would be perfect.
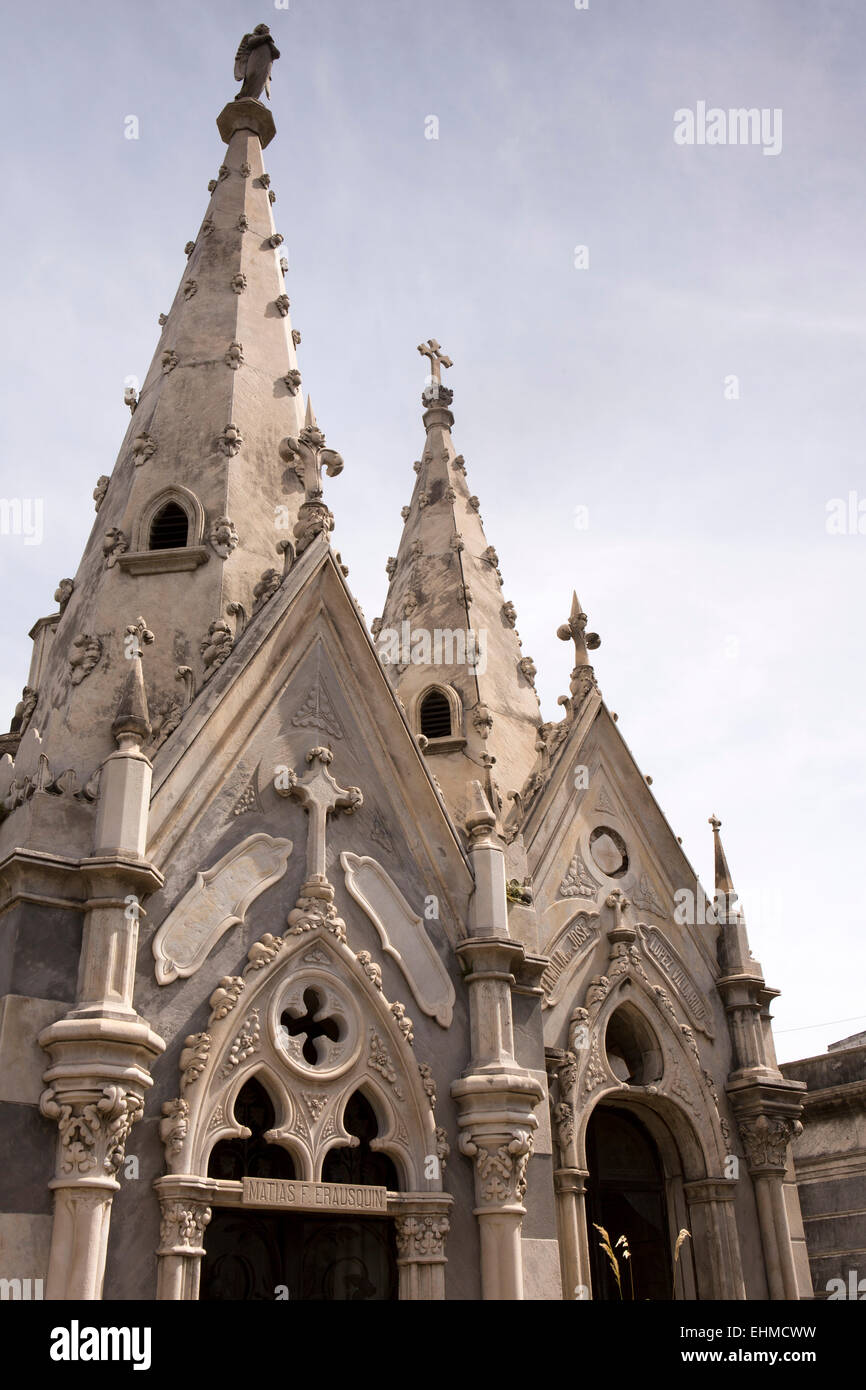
<box><xmin>290</xmin><ymin>678</ymin><xmax>344</xmax><ymax>739</ymax></box>
<box><xmin>40</xmin><ymin>1084</ymin><xmax>143</xmax><ymax>1179</ymax></box>
<box><xmin>93</xmin><ymin>475</ymin><xmax>109</xmax><ymax>511</ymax></box>
<box><xmin>225</xmin><ymin>341</ymin><xmax>244</xmax><ymax>370</ymax></box>
<box><xmin>69</xmin><ymin>633</ymin><xmax>103</xmax><ymax>685</ymax></box>
<box><xmin>159</xmin><ymin>1098</ymin><xmax>189</xmax><ymax>1156</ymax></box>
<box><xmin>292</xmin><ymin>329</ymin><xmax>301</xmax><ymax>347</ymax></box>
<box><xmin>53</xmin><ymin>578</ymin><xmax>75</xmax><ymax>612</ymax></box>
<box><xmin>209</xmin><ymin>515</ymin><xmax>239</xmax><ymax>558</ymax></box>
<box><xmin>200</xmin><ymin>619</ymin><xmax>234</xmax><ymax>672</ymax></box>
<box><xmin>518</xmin><ymin>656</ymin><xmax>537</xmax><ymax>686</ymax></box>
<box><xmin>237</xmin><ymin>214</ymin><xmax>249</xmax><ymax>231</ymax></box>
<box><xmin>221</xmin><ymin>1009</ymin><xmax>261</xmax><ymax>1077</ymax></box>
<box><xmin>231</xmin><ymin>272</ymin><xmax>247</xmax><ymax>294</ymax></box>
<box><xmin>737</xmin><ymin>1115</ymin><xmax>802</xmax><ymax>1171</ymax></box>
<box><xmin>218</xmin><ymin>423</ymin><xmax>244</xmax><ymax>457</ymax></box>
<box><xmin>158</xmin><ymin>1200</ymin><xmax>211</xmax><ymax>1255</ymax></box>
<box><xmin>369</xmin><ymin>1029</ymin><xmax>404</xmax><ymax>1099</ymax></box>
<box><xmin>460</xmin><ymin>1130</ymin><xmax>534</xmax><ymax>1206</ymax></box>
<box><xmin>559</xmin><ymin>846</ymin><xmax>600</xmax><ymax>900</ymax></box>
<box><xmin>275</xmin><ymin>294</ymin><xmax>290</xmax><ymax>316</ymax></box>
<box><xmin>269</xmin><ymin>232</ymin><xmax>283</xmax><ymax>249</ymax></box>
<box><xmin>132</xmin><ymin>431</ymin><xmax>157</xmax><ymax>466</ymax></box>
<box><xmin>10</xmin><ymin>686</ymin><xmax>37</xmax><ymax>735</ymax></box>
<box><xmin>630</xmin><ymin>871</ymin><xmax>667</xmax><ymax>918</ymax></box>
<box><xmin>102</xmin><ymin>527</ymin><xmax>128</xmax><ymax>568</ymax></box>
<box><xmin>283</xmin><ymin>369</ymin><xmax>302</xmax><ymax>395</ymax></box>
<box><xmin>395</xmin><ymin>1214</ymin><xmax>449</xmax><ymax>1258</ymax></box>
<box><xmin>184</xmin><ymin>279</ymin><xmax>198</xmax><ymax>300</ymax></box>
<box><xmin>253</xmin><ymin>567</ymin><xmax>282</xmax><ymax>611</ymax></box>
<box><xmin>161</xmin><ymin>349</ymin><xmax>178</xmax><ymax>373</ymax></box>
<box><xmin>180</xmin><ymin>1034</ymin><xmax>211</xmax><ymax>1092</ymax></box>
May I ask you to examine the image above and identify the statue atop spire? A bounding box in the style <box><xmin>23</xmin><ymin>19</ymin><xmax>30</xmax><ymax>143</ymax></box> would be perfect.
<box><xmin>234</xmin><ymin>24</ymin><xmax>281</xmax><ymax>102</ymax></box>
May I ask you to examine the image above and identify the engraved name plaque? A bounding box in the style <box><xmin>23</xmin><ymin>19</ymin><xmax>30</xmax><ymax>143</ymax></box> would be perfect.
<box><xmin>242</xmin><ymin>1177</ymin><xmax>388</xmax><ymax>1212</ymax></box>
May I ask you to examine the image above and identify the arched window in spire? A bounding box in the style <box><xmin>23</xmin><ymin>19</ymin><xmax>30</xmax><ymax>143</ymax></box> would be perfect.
<box><xmin>148</xmin><ymin>500</ymin><xmax>189</xmax><ymax>550</ymax></box>
<box><xmin>419</xmin><ymin>688</ymin><xmax>452</xmax><ymax>740</ymax></box>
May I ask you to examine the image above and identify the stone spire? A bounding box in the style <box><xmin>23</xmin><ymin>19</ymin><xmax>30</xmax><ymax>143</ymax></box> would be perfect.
<box><xmin>2</xmin><ymin>53</ymin><xmax>341</xmax><ymax>788</ymax></box>
<box><xmin>375</xmin><ymin>347</ymin><xmax>541</xmax><ymax>827</ymax></box>
<box><xmin>709</xmin><ymin>812</ymin><xmax>736</xmax><ymax>899</ymax></box>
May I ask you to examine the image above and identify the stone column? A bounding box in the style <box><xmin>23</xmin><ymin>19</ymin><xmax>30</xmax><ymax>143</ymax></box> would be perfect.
<box><xmin>729</xmin><ymin>1104</ymin><xmax>804</xmax><ymax>1300</ymax></box>
<box><xmin>683</xmin><ymin>1178</ymin><xmax>746</xmax><ymax>1299</ymax></box>
<box><xmin>392</xmin><ymin>1196</ymin><xmax>452</xmax><ymax>1301</ymax></box>
<box><xmin>39</xmin><ymin>647</ymin><xmax>165</xmax><ymax>1299</ymax></box>
<box><xmin>451</xmin><ymin>784</ymin><xmax>545</xmax><ymax>1300</ymax></box>
<box><xmin>451</xmin><ymin>939</ymin><xmax>543</xmax><ymax>1301</ymax></box>
<box><xmin>553</xmin><ymin>1169</ymin><xmax>591</xmax><ymax>1299</ymax></box>
<box><xmin>154</xmin><ymin>1180</ymin><xmax>213</xmax><ymax>1301</ymax></box>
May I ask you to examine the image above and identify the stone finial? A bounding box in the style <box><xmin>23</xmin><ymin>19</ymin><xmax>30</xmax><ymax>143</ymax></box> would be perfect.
<box><xmin>418</xmin><ymin>338</ymin><xmax>453</xmax><ymax>387</ymax></box>
<box><xmin>557</xmin><ymin>591</ymin><xmax>600</xmax><ymax>704</ymax></box>
<box><xmin>557</xmin><ymin>590</ymin><xmax>599</xmax><ymax>661</ymax></box>
<box><xmin>113</xmin><ymin>622</ymin><xmax>153</xmax><ymax>745</ymax></box>
<box><xmin>465</xmin><ymin>779</ymin><xmax>497</xmax><ymax>846</ymax></box>
<box><xmin>279</xmin><ymin>398</ymin><xmax>344</xmax><ymax>500</ymax></box>
<box><xmin>709</xmin><ymin>814</ymin><xmax>739</xmax><ymax>911</ymax></box>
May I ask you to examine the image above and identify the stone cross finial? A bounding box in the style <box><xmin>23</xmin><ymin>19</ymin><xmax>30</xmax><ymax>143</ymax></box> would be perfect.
<box><xmin>417</xmin><ymin>339</ymin><xmax>453</xmax><ymax>386</ymax></box>
<box><xmin>275</xmin><ymin>746</ymin><xmax>362</xmax><ymax>893</ymax></box>
<box><xmin>279</xmin><ymin>398</ymin><xmax>344</xmax><ymax>500</ymax></box>
<box><xmin>556</xmin><ymin>591</ymin><xmax>600</xmax><ymax>666</ymax></box>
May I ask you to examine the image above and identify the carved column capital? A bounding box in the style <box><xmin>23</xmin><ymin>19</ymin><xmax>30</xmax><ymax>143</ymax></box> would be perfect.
<box><xmin>459</xmin><ymin>1127</ymin><xmax>535</xmax><ymax>1211</ymax></box>
<box><xmin>157</xmin><ymin>1198</ymin><xmax>212</xmax><ymax>1257</ymax></box>
<box><xmin>736</xmin><ymin>1113</ymin><xmax>802</xmax><ymax>1173</ymax></box>
<box><xmin>394</xmin><ymin>1212</ymin><xmax>450</xmax><ymax>1261</ymax></box>
<box><xmin>40</xmin><ymin>1082</ymin><xmax>145</xmax><ymax>1189</ymax></box>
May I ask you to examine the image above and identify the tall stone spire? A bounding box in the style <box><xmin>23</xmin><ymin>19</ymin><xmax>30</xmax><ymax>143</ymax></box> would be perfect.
<box><xmin>375</xmin><ymin>348</ymin><xmax>541</xmax><ymax>826</ymax></box>
<box><xmin>2</xmin><ymin>32</ymin><xmax>342</xmax><ymax>786</ymax></box>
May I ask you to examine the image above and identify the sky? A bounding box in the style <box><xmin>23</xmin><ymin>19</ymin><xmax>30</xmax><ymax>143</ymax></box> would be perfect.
<box><xmin>0</xmin><ymin>0</ymin><xmax>863</xmax><ymax>1061</ymax></box>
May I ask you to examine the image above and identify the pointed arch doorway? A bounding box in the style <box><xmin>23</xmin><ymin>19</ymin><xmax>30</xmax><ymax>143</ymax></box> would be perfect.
<box><xmin>586</xmin><ymin>1105</ymin><xmax>674</xmax><ymax>1301</ymax></box>
<box><xmin>199</xmin><ymin>1081</ymin><xmax>399</xmax><ymax>1301</ymax></box>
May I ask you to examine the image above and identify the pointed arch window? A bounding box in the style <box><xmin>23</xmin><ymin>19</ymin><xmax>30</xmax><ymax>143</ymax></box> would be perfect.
<box><xmin>207</xmin><ymin>1076</ymin><xmax>295</xmax><ymax>1181</ymax></box>
<box><xmin>420</xmin><ymin>688</ymin><xmax>452</xmax><ymax>740</ymax></box>
<box><xmin>119</xmin><ymin>483</ymin><xmax>209</xmax><ymax>574</ymax></box>
<box><xmin>321</xmin><ymin>1090</ymin><xmax>400</xmax><ymax>1190</ymax></box>
<box><xmin>149</xmin><ymin>501</ymin><xmax>189</xmax><ymax>550</ymax></box>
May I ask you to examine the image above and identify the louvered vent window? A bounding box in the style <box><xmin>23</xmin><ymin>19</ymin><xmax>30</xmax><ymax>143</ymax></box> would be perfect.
<box><xmin>149</xmin><ymin>502</ymin><xmax>189</xmax><ymax>550</ymax></box>
<box><xmin>420</xmin><ymin>689</ymin><xmax>452</xmax><ymax>740</ymax></box>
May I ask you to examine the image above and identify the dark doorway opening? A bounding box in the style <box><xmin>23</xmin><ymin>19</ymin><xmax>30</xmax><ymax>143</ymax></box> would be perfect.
<box><xmin>200</xmin><ymin>1209</ymin><xmax>397</xmax><ymax>1301</ymax></box>
<box><xmin>586</xmin><ymin>1105</ymin><xmax>672</xmax><ymax>1301</ymax></box>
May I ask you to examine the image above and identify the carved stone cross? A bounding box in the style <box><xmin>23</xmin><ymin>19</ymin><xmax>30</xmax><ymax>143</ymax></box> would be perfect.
<box><xmin>276</xmin><ymin>746</ymin><xmax>362</xmax><ymax>893</ymax></box>
<box><xmin>417</xmin><ymin>338</ymin><xmax>452</xmax><ymax>386</ymax></box>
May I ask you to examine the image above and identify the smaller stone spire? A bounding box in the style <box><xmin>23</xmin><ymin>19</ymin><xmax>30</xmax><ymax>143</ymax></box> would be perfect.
<box><xmin>709</xmin><ymin>813</ymin><xmax>736</xmax><ymax>897</ymax></box>
<box><xmin>112</xmin><ymin>619</ymin><xmax>154</xmax><ymax>746</ymax></box>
